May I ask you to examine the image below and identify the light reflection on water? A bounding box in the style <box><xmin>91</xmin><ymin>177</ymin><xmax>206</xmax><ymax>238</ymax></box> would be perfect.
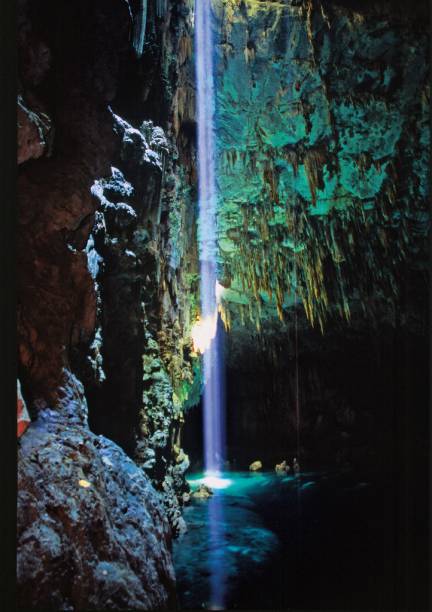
<box><xmin>173</xmin><ymin>470</ymin><xmax>375</xmax><ymax>610</ymax></box>
<box><xmin>174</xmin><ymin>471</ymin><xmax>289</xmax><ymax>609</ymax></box>
<box><xmin>207</xmin><ymin>493</ymin><xmax>228</xmax><ymax>609</ymax></box>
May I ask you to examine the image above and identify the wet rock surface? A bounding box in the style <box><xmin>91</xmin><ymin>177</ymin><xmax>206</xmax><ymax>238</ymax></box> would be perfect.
<box><xmin>275</xmin><ymin>460</ymin><xmax>290</xmax><ymax>474</ymax></box>
<box><xmin>191</xmin><ymin>484</ymin><xmax>214</xmax><ymax>499</ymax></box>
<box><xmin>17</xmin><ymin>371</ymin><xmax>176</xmax><ymax>610</ymax></box>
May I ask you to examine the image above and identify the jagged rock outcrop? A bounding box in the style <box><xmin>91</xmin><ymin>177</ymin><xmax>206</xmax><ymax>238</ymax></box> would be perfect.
<box><xmin>17</xmin><ymin>0</ymin><xmax>127</xmax><ymax>402</ymax></box>
<box><xmin>17</xmin><ymin>370</ymin><xmax>176</xmax><ymax>610</ymax></box>
<box><xmin>71</xmin><ymin>2</ymin><xmax>200</xmax><ymax>533</ymax></box>
<box><xmin>17</xmin><ymin>95</ymin><xmax>52</xmax><ymax>164</ymax></box>
<box><xmin>82</xmin><ymin>111</ymin><xmax>196</xmax><ymax>535</ymax></box>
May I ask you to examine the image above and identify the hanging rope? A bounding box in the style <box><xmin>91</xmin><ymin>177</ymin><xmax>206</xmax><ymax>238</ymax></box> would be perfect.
<box><xmin>295</xmin><ymin>259</ymin><xmax>300</xmax><ymax>462</ymax></box>
<box><xmin>293</xmin><ymin>202</ymin><xmax>303</xmax><ymax>588</ymax></box>
<box><xmin>293</xmin><ymin>204</ymin><xmax>301</xmax><ymax>466</ymax></box>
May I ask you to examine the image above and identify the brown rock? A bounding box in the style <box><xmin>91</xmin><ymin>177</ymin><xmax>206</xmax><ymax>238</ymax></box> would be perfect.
<box><xmin>17</xmin><ymin>96</ymin><xmax>51</xmax><ymax>165</ymax></box>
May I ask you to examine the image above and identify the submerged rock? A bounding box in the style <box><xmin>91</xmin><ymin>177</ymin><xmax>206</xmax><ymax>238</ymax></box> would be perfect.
<box><xmin>191</xmin><ymin>484</ymin><xmax>213</xmax><ymax>499</ymax></box>
<box><xmin>249</xmin><ymin>460</ymin><xmax>263</xmax><ymax>472</ymax></box>
<box><xmin>275</xmin><ymin>460</ymin><xmax>291</xmax><ymax>474</ymax></box>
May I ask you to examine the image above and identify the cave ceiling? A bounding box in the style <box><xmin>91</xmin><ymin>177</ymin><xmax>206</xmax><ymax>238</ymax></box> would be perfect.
<box><xmin>211</xmin><ymin>0</ymin><xmax>429</xmax><ymax>331</ymax></box>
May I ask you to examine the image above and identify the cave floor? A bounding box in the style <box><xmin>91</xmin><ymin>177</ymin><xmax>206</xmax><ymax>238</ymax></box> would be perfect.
<box><xmin>173</xmin><ymin>470</ymin><xmax>398</xmax><ymax>610</ymax></box>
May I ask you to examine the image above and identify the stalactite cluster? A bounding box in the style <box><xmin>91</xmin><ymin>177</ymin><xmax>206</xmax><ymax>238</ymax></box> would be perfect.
<box><xmin>221</xmin><ymin>186</ymin><xmax>413</xmax><ymax>332</ymax></box>
<box><xmin>214</xmin><ymin>0</ymin><xmax>429</xmax><ymax>333</ymax></box>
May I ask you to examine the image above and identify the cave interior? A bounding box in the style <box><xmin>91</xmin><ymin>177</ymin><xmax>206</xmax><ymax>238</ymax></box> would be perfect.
<box><xmin>15</xmin><ymin>0</ymin><xmax>430</xmax><ymax>610</ymax></box>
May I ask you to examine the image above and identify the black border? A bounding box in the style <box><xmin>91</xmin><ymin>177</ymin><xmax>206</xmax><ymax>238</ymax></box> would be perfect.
<box><xmin>0</xmin><ymin>0</ymin><xmax>17</xmax><ymax>610</ymax></box>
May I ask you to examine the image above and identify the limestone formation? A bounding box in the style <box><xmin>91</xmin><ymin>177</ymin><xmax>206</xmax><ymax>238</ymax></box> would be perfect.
<box><xmin>191</xmin><ymin>484</ymin><xmax>214</xmax><ymax>499</ymax></box>
<box><xmin>15</xmin><ymin>0</ymin><xmax>429</xmax><ymax>608</ymax></box>
<box><xmin>213</xmin><ymin>0</ymin><xmax>429</xmax><ymax>332</ymax></box>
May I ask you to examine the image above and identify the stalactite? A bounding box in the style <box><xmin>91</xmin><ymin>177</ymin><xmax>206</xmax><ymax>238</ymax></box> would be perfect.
<box><xmin>133</xmin><ymin>0</ymin><xmax>147</xmax><ymax>58</ymax></box>
<box><xmin>173</xmin><ymin>86</ymin><xmax>195</xmax><ymax>136</ymax></box>
<box><xmin>304</xmin><ymin>148</ymin><xmax>326</xmax><ymax>205</ymax></box>
<box><xmin>178</xmin><ymin>35</ymin><xmax>193</xmax><ymax>65</ymax></box>
<box><xmin>156</xmin><ymin>0</ymin><xmax>168</xmax><ymax>19</ymax></box>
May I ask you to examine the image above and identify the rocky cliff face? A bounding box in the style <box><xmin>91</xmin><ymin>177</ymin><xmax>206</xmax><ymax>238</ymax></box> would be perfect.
<box><xmin>17</xmin><ymin>0</ymin><xmax>199</xmax><ymax>608</ymax></box>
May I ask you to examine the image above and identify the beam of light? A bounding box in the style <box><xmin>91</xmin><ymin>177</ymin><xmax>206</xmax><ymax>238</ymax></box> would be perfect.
<box><xmin>190</xmin><ymin>282</ymin><xmax>225</xmax><ymax>354</ymax></box>
<box><xmin>195</xmin><ymin>1</ymin><xmax>228</xmax><ymax>608</ymax></box>
<box><xmin>194</xmin><ymin>0</ymin><xmax>226</xmax><ymax>476</ymax></box>
<box><xmin>203</xmin><ymin>476</ymin><xmax>232</xmax><ymax>489</ymax></box>
<box><xmin>207</xmin><ymin>494</ymin><xmax>228</xmax><ymax>609</ymax></box>
<box><xmin>191</xmin><ymin>314</ymin><xmax>217</xmax><ymax>354</ymax></box>
<box><xmin>187</xmin><ymin>474</ymin><xmax>232</xmax><ymax>489</ymax></box>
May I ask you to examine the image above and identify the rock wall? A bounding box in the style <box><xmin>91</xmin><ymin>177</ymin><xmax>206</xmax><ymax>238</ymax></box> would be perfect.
<box><xmin>17</xmin><ymin>0</ymin><xmax>199</xmax><ymax>608</ymax></box>
<box><xmin>220</xmin><ymin>299</ymin><xmax>428</xmax><ymax>471</ymax></box>
<box><xmin>205</xmin><ymin>0</ymin><xmax>429</xmax><ymax>470</ymax></box>
<box><xmin>214</xmin><ymin>0</ymin><xmax>429</xmax><ymax>329</ymax></box>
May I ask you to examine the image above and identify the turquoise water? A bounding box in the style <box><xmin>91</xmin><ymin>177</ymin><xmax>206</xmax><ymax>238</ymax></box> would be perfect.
<box><xmin>173</xmin><ymin>470</ymin><xmax>395</xmax><ymax>609</ymax></box>
<box><xmin>173</xmin><ymin>471</ymin><xmax>282</xmax><ymax>609</ymax></box>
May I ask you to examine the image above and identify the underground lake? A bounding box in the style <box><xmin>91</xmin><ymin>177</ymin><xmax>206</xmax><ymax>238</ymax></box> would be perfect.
<box><xmin>173</xmin><ymin>470</ymin><xmax>403</xmax><ymax>610</ymax></box>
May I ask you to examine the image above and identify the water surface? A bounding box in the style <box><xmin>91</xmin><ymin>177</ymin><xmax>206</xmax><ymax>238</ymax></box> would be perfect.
<box><xmin>173</xmin><ymin>470</ymin><xmax>396</xmax><ymax>609</ymax></box>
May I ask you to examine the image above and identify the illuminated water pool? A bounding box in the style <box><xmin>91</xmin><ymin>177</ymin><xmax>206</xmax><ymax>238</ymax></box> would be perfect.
<box><xmin>173</xmin><ymin>470</ymin><xmax>397</xmax><ymax>609</ymax></box>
